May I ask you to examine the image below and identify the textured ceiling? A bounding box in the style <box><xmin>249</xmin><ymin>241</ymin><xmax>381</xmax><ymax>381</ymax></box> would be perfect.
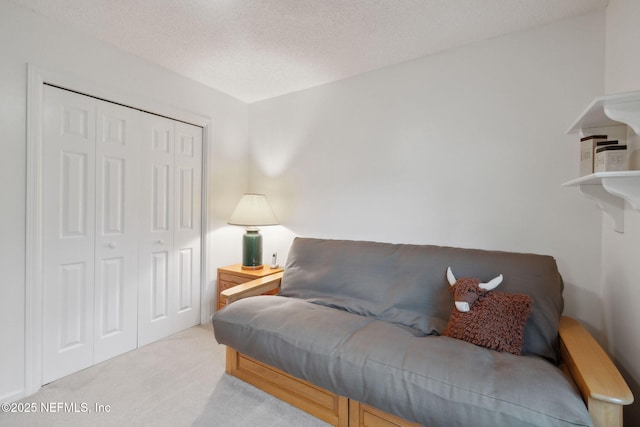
<box><xmin>10</xmin><ymin>0</ymin><xmax>607</xmax><ymax>103</ymax></box>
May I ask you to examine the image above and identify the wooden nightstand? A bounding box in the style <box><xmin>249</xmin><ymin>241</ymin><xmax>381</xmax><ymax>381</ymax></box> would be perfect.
<box><xmin>217</xmin><ymin>264</ymin><xmax>284</xmax><ymax>311</ymax></box>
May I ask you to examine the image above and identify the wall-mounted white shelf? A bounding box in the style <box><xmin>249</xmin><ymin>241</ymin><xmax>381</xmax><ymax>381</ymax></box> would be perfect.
<box><xmin>565</xmin><ymin>91</ymin><xmax>640</xmax><ymax>233</ymax></box>
<box><xmin>567</xmin><ymin>91</ymin><xmax>640</xmax><ymax>135</ymax></box>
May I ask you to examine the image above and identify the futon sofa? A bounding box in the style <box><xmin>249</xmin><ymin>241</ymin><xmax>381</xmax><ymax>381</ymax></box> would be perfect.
<box><xmin>212</xmin><ymin>238</ymin><xmax>633</xmax><ymax>427</ymax></box>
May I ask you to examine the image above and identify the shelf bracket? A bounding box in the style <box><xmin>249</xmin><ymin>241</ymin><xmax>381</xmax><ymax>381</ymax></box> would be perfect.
<box><xmin>603</xmin><ymin>101</ymin><xmax>640</xmax><ymax>134</ymax></box>
<box><xmin>578</xmin><ymin>184</ymin><xmax>625</xmax><ymax>233</ymax></box>
<box><xmin>601</xmin><ymin>177</ymin><xmax>640</xmax><ymax>211</ymax></box>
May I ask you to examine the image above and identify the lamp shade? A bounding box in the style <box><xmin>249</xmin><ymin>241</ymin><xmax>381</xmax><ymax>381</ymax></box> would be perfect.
<box><xmin>227</xmin><ymin>193</ymin><xmax>279</xmax><ymax>226</ymax></box>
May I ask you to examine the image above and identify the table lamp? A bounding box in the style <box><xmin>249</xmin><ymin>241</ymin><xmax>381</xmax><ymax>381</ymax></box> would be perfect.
<box><xmin>227</xmin><ymin>193</ymin><xmax>279</xmax><ymax>270</ymax></box>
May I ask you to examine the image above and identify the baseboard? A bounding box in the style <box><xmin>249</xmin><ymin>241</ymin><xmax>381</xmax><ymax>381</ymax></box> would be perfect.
<box><xmin>0</xmin><ymin>388</ymin><xmax>27</xmax><ymax>404</ymax></box>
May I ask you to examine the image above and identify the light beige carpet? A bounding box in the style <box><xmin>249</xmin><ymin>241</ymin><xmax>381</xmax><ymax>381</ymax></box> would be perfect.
<box><xmin>0</xmin><ymin>323</ymin><xmax>329</xmax><ymax>427</ymax></box>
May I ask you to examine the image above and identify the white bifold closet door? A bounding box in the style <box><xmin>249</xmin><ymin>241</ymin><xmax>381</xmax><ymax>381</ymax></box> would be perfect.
<box><xmin>42</xmin><ymin>85</ymin><xmax>201</xmax><ymax>384</ymax></box>
<box><xmin>137</xmin><ymin>114</ymin><xmax>202</xmax><ymax>347</ymax></box>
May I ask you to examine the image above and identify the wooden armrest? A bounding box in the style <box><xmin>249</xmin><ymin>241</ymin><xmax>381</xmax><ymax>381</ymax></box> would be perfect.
<box><xmin>220</xmin><ymin>271</ymin><xmax>284</xmax><ymax>305</ymax></box>
<box><xmin>559</xmin><ymin>316</ymin><xmax>633</xmax><ymax>407</ymax></box>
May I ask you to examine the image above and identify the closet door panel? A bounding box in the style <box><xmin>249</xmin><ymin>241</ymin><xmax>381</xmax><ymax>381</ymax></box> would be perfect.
<box><xmin>138</xmin><ymin>114</ymin><xmax>176</xmax><ymax>346</ymax></box>
<box><xmin>42</xmin><ymin>86</ymin><xmax>96</xmax><ymax>384</ymax></box>
<box><xmin>93</xmin><ymin>100</ymin><xmax>140</xmax><ymax>363</ymax></box>
<box><xmin>173</xmin><ymin>122</ymin><xmax>202</xmax><ymax>332</ymax></box>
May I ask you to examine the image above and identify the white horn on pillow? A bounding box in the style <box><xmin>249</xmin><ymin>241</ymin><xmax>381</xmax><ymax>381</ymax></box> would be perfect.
<box><xmin>446</xmin><ymin>267</ymin><xmax>457</xmax><ymax>286</ymax></box>
<box><xmin>479</xmin><ymin>274</ymin><xmax>503</xmax><ymax>291</ymax></box>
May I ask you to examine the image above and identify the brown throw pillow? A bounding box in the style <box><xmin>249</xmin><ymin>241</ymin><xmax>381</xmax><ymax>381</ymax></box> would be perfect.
<box><xmin>443</xmin><ymin>291</ymin><xmax>533</xmax><ymax>355</ymax></box>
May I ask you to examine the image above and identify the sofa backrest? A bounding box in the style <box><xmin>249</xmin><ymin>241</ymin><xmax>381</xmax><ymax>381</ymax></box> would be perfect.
<box><xmin>280</xmin><ymin>237</ymin><xmax>564</xmax><ymax>362</ymax></box>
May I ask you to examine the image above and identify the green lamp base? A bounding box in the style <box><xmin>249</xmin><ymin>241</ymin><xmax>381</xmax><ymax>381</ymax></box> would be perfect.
<box><xmin>242</xmin><ymin>228</ymin><xmax>263</xmax><ymax>270</ymax></box>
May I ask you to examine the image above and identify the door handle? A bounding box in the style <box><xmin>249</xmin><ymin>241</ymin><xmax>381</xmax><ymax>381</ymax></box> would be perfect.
<box><xmin>108</xmin><ymin>242</ymin><xmax>117</xmax><ymax>248</ymax></box>
<box><xmin>156</xmin><ymin>239</ymin><xmax>164</xmax><ymax>245</ymax></box>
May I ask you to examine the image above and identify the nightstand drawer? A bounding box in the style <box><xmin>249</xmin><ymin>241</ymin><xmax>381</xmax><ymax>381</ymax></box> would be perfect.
<box><xmin>218</xmin><ymin>279</ymin><xmax>241</xmax><ymax>292</ymax></box>
<box><xmin>219</xmin><ymin>273</ymin><xmax>248</xmax><ymax>285</ymax></box>
<box><xmin>217</xmin><ymin>264</ymin><xmax>284</xmax><ymax>311</ymax></box>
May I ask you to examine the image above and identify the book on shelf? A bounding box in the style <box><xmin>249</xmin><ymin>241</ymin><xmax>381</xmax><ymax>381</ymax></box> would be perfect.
<box><xmin>580</xmin><ymin>135</ymin><xmax>608</xmax><ymax>176</ymax></box>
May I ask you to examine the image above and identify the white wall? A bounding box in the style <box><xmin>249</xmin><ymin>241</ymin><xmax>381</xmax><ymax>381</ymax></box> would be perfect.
<box><xmin>250</xmin><ymin>11</ymin><xmax>606</xmax><ymax>334</ymax></box>
<box><xmin>5</xmin><ymin>0</ymin><xmax>635</xmax><ymax>421</ymax></box>
<box><xmin>603</xmin><ymin>0</ymin><xmax>640</xmax><ymax>423</ymax></box>
<box><xmin>0</xmin><ymin>0</ymin><xmax>248</xmax><ymax>402</ymax></box>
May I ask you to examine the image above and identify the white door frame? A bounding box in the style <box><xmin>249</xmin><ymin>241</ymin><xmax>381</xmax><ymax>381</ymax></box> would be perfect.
<box><xmin>25</xmin><ymin>64</ymin><xmax>213</xmax><ymax>396</ymax></box>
